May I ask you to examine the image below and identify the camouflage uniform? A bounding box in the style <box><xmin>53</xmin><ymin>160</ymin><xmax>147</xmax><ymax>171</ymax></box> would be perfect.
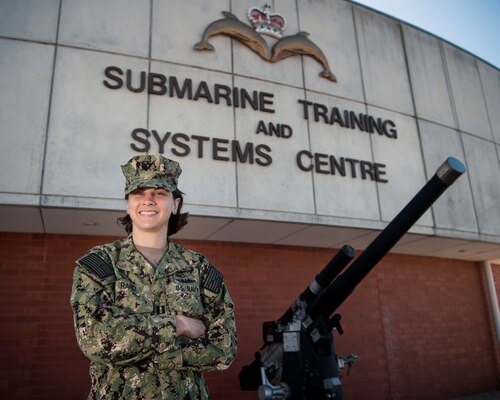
<box><xmin>71</xmin><ymin>154</ymin><xmax>236</xmax><ymax>398</ymax></box>
<box><xmin>71</xmin><ymin>237</ymin><xmax>237</xmax><ymax>399</ymax></box>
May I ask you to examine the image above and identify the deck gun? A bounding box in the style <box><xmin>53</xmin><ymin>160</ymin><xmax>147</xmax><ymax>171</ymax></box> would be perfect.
<box><xmin>238</xmin><ymin>157</ymin><xmax>465</xmax><ymax>400</ymax></box>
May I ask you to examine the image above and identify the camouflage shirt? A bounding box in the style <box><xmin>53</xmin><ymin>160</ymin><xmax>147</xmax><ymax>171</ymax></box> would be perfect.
<box><xmin>70</xmin><ymin>237</ymin><xmax>237</xmax><ymax>399</ymax></box>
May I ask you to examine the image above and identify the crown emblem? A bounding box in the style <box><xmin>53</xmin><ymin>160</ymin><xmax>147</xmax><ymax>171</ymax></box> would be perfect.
<box><xmin>247</xmin><ymin>4</ymin><xmax>287</xmax><ymax>38</ymax></box>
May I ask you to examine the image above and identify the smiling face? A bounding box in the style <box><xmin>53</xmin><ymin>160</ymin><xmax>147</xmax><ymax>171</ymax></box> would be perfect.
<box><xmin>126</xmin><ymin>187</ymin><xmax>180</xmax><ymax>238</ymax></box>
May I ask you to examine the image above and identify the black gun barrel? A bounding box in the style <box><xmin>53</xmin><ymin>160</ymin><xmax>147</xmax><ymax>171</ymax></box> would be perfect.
<box><xmin>307</xmin><ymin>157</ymin><xmax>465</xmax><ymax>322</ymax></box>
<box><xmin>280</xmin><ymin>245</ymin><xmax>355</xmax><ymax>320</ymax></box>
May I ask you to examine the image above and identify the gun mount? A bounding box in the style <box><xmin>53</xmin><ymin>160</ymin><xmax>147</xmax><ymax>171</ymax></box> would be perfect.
<box><xmin>239</xmin><ymin>158</ymin><xmax>465</xmax><ymax>400</ymax></box>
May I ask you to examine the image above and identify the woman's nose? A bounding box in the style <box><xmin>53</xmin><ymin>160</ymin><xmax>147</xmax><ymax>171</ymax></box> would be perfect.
<box><xmin>142</xmin><ymin>193</ymin><xmax>155</xmax><ymax>204</ymax></box>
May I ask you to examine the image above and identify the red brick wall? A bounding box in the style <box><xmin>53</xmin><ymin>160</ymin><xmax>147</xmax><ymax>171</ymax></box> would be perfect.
<box><xmin>0</xmin><ymin>232</ymin><xmax>499</xmax><ymax>399</ymax></box>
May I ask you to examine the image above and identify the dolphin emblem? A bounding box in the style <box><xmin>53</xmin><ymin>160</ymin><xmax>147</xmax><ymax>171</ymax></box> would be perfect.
<box><xmin>193</xmin><ymin>11</ymin><xmax>270</xmax><ymax>61</ymax></box>
<box><xmin>194</xmin><ymin>12</ymin><xmax>337</xmax><ymax>83</ymax></box>
<box><xmin>271</xmin><ymin>32</ymin><xmax>337</xmax><ymax>82</ymax></box>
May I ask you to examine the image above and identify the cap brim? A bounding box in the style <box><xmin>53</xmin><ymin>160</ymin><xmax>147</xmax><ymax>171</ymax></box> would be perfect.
<box><xmin>125</xmin><ymin>179</ymin><xmax>177</xmax><ymax>195</ymax></box>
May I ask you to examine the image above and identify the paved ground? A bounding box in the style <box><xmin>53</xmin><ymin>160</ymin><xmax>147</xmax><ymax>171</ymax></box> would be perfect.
<box><xmin>453</xmin><ymin>392</ymin><xmax>500</xmax><ymax>400</ymax></box>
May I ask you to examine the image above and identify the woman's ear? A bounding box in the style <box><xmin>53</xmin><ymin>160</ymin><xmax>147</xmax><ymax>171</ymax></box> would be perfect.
<box><xmin>173</xmin><ymin>197</ymin><xmax>181</xmax><ymax>214</ymax></box>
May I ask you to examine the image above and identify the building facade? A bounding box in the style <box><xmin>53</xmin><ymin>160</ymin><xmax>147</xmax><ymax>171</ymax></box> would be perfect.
<box><xmin>0</xmin><ymin>0</ymin><xmax>499</xmax><ymax>399</ymax></box>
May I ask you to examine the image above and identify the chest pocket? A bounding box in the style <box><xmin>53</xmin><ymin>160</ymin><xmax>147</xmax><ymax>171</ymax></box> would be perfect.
<box><xmin>115</xmin><ymin>279</ymin><xmax>154</xmax><ymax>314</ymax></box>
<box><xmin>165</xmin><ymin>273</ymin><xmax>204</xmax><ymax>318</ymax></box>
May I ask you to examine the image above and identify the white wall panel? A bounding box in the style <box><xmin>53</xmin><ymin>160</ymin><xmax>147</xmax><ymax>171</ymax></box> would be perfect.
<box><xmin>0</xmin><ymin>0</ymin><xmax>59</xmax><ymax>43</ymax></box>
<box><xmin>445</xmin><ymin>45</ymin><xmax>493</xmax><ymax>140</ymax></box>
<box><xmin>478</xmin><ymin>61</ymin><xmax>500</xmax><ymax>144</ymax></box>
<box><xmin>418</xmin><ymin>120</ymin><xmax>477</xmax><ymax>232</ymax></box>
<box><xmin>0</xmin><ymin>40</ymin><xmax>54</xmax><ymax>196</ymax></box>
<box><xmin>298</xmin><ymin>0</ymin><xmax>364</xmax><ymax>102</ymax></box>
<box><xmin>59</xmin><ymin>0</ymin><xmax>150</xmax><ymax>57</ymax></box>
<box><xmin>153</xmin><ymin>0</ymin><xmax>232</xmax><ymax>72</ymax></box>
<box><xmin>462</xmin><ymin>134</ymin><xmax>500</xmax><ymax>236</ymax></box>
<box><xmin>403</xmin><ymin>26</ymin><xmax>455</xmax><ymax>128</ymax></box>
<box><xmin>354</xmin><ymin>7</ymin><xmax>414</xmax><ymax>115</ymax></box>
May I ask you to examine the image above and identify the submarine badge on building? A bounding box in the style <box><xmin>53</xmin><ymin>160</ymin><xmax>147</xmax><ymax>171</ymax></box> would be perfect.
<box><xmin>194</xmin><ymin>4</ymin><xmax>337</xmax><ymax>82</ymax></box>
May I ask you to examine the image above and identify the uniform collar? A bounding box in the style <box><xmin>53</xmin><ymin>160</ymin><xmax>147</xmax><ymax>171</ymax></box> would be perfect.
<box><xmin>115</xmin><ymin>237</ymin><xmax>192</xmax><ymax>276</ymax></box>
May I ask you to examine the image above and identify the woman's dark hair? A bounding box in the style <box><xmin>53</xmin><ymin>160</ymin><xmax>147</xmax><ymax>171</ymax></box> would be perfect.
<box><xmin>117</xmin><ymin>189</ymin><xmax>189</xmax><ymax>236</ymax></box>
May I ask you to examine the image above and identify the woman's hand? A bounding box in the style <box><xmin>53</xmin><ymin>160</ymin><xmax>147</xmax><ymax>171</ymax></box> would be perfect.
<box><xmin>175</xmin><ymin>315</ymin><xmax>206</xmax><ymax>339</ymax></box>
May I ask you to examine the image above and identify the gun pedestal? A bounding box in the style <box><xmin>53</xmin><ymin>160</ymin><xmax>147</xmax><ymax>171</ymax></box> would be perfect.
<box><xmin>251</xmin><ymin>317</ymin><xmax>344</xmax><ymax>400</ymax></box>
<box><xmin>258</xmin><ymin>367</ymin><xmax>290</xmax><ymax>400</ymax></box>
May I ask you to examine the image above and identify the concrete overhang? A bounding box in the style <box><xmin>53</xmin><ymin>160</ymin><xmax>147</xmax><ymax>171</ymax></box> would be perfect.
<box><xmin>1</xmin><ymin>204</ymin><xmax>499</xmax><ymax>264</ymax></box>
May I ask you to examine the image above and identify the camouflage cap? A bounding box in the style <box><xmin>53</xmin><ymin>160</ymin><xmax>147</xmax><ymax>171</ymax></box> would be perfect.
<box><xmin>121</xmin><ymin>154</ymin><xmax>181</xmax><ymax>195</ymax></box>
